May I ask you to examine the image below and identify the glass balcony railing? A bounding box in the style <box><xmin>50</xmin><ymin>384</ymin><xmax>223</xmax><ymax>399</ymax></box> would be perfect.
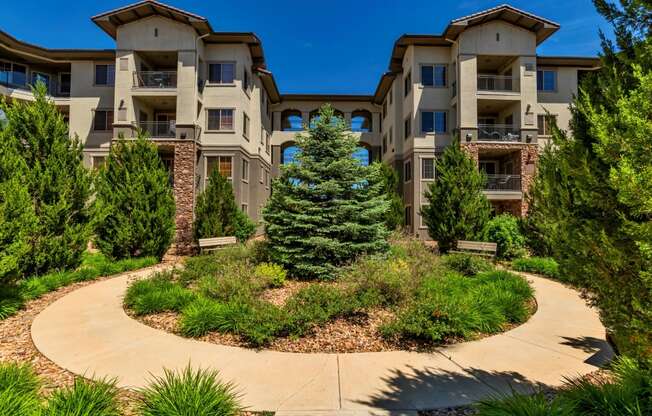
<box><xmin>133</xmin><ymin>71</ymin><xmax>177</xmax><ymax>88</ymax></box>
<box><xmin>137</xmin><ymin>121</ymin><xmax>176</xmax><ymax>138</ymax></box>
<box><xmin>478</xmin><ymin>124</ymin><xmax>521</xmax><ymax>142</ymax></box>
<box><xmin>0</xmin><ymin>74</ymin><xmax>70</xmax><ymax>97</ymax></box>
<box><xmin>484</xmin><ymin>174</ymin><xmax>521</xmax><ymax>191</ymax></box>
<box><xmin>477</xmin><ymin>74</ymin><xmax>519</xmax><ymax>92</ymax></box>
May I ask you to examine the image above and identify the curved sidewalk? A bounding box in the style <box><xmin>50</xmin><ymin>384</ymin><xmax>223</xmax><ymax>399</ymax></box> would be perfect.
<box><xmin>31</xmin><ymin>269</ymin><xmax>613</xmax><ymax>415</ymax></box>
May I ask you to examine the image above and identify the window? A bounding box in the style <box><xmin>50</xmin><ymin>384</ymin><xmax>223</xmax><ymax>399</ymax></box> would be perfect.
<box><xmin>404</xmin><ymin>71</ymin><xmax>412</xmax><ymax>96</ymax></box>
<box><xmin>92</xmin><ymin>156</ymin><xmax>107</xmax><ymax>170</ymax></box>
<box><xmin>421</xmin><ymin>64</ymin><xmax>446</xmax><ymax>87</ymax></box>
<box><xmin>95</xmin><ymin>64</ymin><xmax>115</xmax><ymax>86</ymax></box>
<box><xmin>537</xmin><ymin>69</ymin><xmax>557</xmax><ymax>91</ymax></box>
<box><xmin>281</xmin><ymin>109</ymin><xmax>303</xmax><ymax>131</ymax></box>
<box><xmin>351</xmin><ymin>110</ymin><xmax>372</xmax><ymax>132</ymax></box>
<box><xmin>1</xmin><ymin>62</ymin><xmax>27</xmax><ymax>86</ymax></box>
<box><xmin>243</xmin><ymin>113</ymin><xmax>250</xmax><ymax>139</ymax></box>
<box><xmin>404</xmin><ymin>160</ymin><xmax>412</xmax><ymax>182</ymax></box>
<box><xmin>382</xmin><ymin>134</ymin><xmax>387</xmax><ymax>154</ymax></box>
<box><xmin>207</xmin><ymin>109</ymin><xmax>234</xmax><ymax>131</ymax></box>
<box><xmin>242</xmin><ymin>159</ymin><xmax>249</xmax><ymax>182</ymax></box>
<box><xmin>537</xmin><ymin>114</ymin><xmax>557</xmax><ymax>136</ymax></box>
<box><xmin>422</xmin><ymin>158</ymin><xmax>435</xmax><ymax>179</ymax></box>
<box><xmin>206</xmin><ymin>156</ymin><xmax>233</xmax><ymax>180</ymax></box>
<box><xmin>389</xmin><ymin>127</ymin><xmax>393</xmax><ymax>144</ymax></box>
<box><xmin>59</xmin><ymin>72</ymin><xmax>71</xmax><ymax>95</ymax></box>
<box><xmin>93</xmin><ymin>110</ymin><xmax>113</xmax><ymax>131</ymax></box>
<box><xmin>404</xmin><ymin>115</ymin><xmax>411</xmax><ymax>140</ymax></box>
<box><xmin>282</xmin><ymin>145</ymin><xmax>300</xmax><ymax>164</ymax></box>
<box><xmin>265</xmin><ymin>170</ymin><xmax>270</xmax><ymax>188</ymax></box>
<box><xmin>382</xmin><ymin>100</ymin><xmax>387</xmax><ymax>119</ymax></box>
<box><xmin>404</xmin><ymin>206</ymin><xmax>412</xmax><ymax>227</ymax></box>
<box><xmin>353</xmin><ymin>147</ymin><xmax>370</xmax><ymax>166</ymax></box>
<box><xmin>243</xmin><ymin>71</ymin><xmax>250</xmax><ymax>91</ymax></box>
<box><xmin>31</xmin><ymin>72</ymin><xmax>50</xmax><ymax>90</ymax></box>
<box><xmin>421</xmin><ymin>111</ymin><xmax>447</xmax><ymax>134</ymax></box>
<box><xmin>241</xmin><ymin>203</ymin><xmax>248</xmax><ymax>214</ymax></box>
<box><xmin>208</xmin><ymin>62</ymin><xmax>235</xmax><ymax>84</ymax></box>
<box><xmin>265</xmin><ymin>131</ymin><xmax>271</xmax><ymax>154</ymax></box>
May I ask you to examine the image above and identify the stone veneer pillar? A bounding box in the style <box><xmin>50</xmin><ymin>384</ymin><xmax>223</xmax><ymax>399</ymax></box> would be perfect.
<box><xmin>172</xmin><ymin>141</ymin><xmax>196</xmax><ymax>254</ymax></box>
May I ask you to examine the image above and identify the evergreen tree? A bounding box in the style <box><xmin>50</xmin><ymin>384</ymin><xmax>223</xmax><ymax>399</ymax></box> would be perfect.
<box><xmin>193</xmin><ymin>168</ymin><xmax>256</xmax><ymax>242</ymax></box>
<box><xmin>263</xmin><ymin>104</ymin><xmax>389</xmax><ymax>280</ymax></box>
<box><xmin>420</xmin><ymin>139</ymin><xmax>491</xmax><ymax>253</ymax></box>
<box><xmin>378</xmin><ymin>162</ymin><xmax>405</xmax><ymax>231</ymax></box>
<box><xmin>528</xmin><ymin>0</ymin><xmax>652</xmax><ymax>361</ymax></box>
<box><xmin>0</xmin><ymin>83</ymin><xmax>93</xmax><ymax>277</ymax></box>
<box><xmin>94</xmin><ymin>134</ymin><xmax>175</xmax><ymax>260</ymax></box>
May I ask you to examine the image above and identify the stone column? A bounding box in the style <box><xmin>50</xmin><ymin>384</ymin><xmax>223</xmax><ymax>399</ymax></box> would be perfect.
<box><xmin>520</xmin><ymin>144</ymin><xmax>539</xmax><ymax>215</ymax></box>
<box><xmin>173</xmin><ymin>141</ymin><xmax>196</xmax><ymax>254</ymax></box>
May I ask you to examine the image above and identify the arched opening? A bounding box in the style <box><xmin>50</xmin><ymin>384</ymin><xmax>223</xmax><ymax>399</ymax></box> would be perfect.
<box><xmin>281</xmin><ymin>109</ymin><xmax>303</xmax><ymax>131</ymax></box>
<box><xmin>353</xmin><ymin>145</ymin><xmax>371</xmax><ymax>166</ymax></box>
<box><xmin>351</xmin><ymin>110</ymin><xmax>372</xmax><ymax>132</ymax></box>
<box><xmin>281</xmin><ymin>143</ymin><xmax>300</xmax><ymax>165</ymax></box>
<box><xmin>309</xmin><ymin>108</ymin><xmax>344</xmax><ymax>128</ymax></box>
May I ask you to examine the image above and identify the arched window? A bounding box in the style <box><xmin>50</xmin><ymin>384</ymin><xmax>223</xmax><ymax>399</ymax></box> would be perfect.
<box><xmin>281</xmin><ymin>144</ymin><xmax>300</xmax><ymax>165</ymax></box>
<box><xmin>281</xmin><ymin>109</ymin><xmax>303</xmax><ymax>131</ymax></box>
<box><xmin>353</xmin><ymin>146</ymin><xmax>371</xmax><ymax>166</ymax></box>
<box><xmin>309</xmin><ymin>108</ymin><xmax>344</xmax><ymax>128</ymax></box>
<box><xmin>351</xmin><ymin>110</ymin><xmax>372</xmax><ymax>132</ymax></box>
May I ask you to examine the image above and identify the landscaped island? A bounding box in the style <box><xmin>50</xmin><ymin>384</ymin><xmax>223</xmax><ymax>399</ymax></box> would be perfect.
<box><xmin>124</xmin><ymin>239</ymin><xmax>535</xmax><ymax>352</ymax></box>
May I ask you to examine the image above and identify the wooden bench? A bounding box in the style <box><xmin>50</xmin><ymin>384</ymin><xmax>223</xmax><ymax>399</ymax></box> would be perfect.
<box><xmin>198</xmin><ymin>236</ymin><xmax>237</xmax><ymax>253</ymax></box>
<box><xmin>450</xmin><ymin>240</ymin><xmax>497</xmax><ymax>258</ymax></box>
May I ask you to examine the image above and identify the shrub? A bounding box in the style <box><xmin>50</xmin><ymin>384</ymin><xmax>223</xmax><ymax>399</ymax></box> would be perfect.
<box><xmin>254</xmin><ymin>263</ymin><xmax>286</xmax><ymax>288</ymax></box>
<box><xmin>177</xmin><ymin>247</ymin><xmax>250</xmax><ymax>285</ymax></box>
<box><xmin>476</xmin><ymin>392</ymin><xmax>571</xmax><ymax>416</ymax></box>
<box><xmin>94</xmin><ymin>134</ymin><xmax>175</xmax><ymax>260</ymax></box>
<box><xmin>284</xmin><ymin>285</ymin><xmax>356</xmax><ymax>336</ymax></box>
<box><xmin>197</xmin><ymin>265</ymin><xmax>263</xmax><ymax>303</ymax></box>
<box><xmin>249</xmin><ymin>239</ymin><xmax>272</xmax><ymax>264</ymax></box>
<box><xmin>138</xmin><ymin>365</ymin><xmax>241</xmax><ymax>416</ymax></box>
<box><xmin>378</xmin><ymin>162</ymin><xmax>405</xmax><ymax>231</ymax></box>
<box><xmin>179</xmin><ymin>297</ymin><xmax>235</xmax><ymax>337</ymax></box>
<box><xmin>234</xmin><ymin>209</ymin><xmax>257</xmax><ymax>243</ymax></box>
<box><xmin>124</xmin><ymin>273</ymin><xmax>196</xmax><ymax>316</ymax></box>
<box><xmin>512</xmin><ymin>257</ymin><xmax>560</xmax><ymax>279</ymax></box>
<box><xmin>0</xmin><ymin>362</ymin><xmax>41</xmax><ymax>416</ymax></box>
<box><xmin>345</xmin><ymin>258</ymin><xmax>412</xmax><ymax>307</ymax></box>
<box><xmin>482</xmin><ymin>214</ymin><xmax>527</xmax><ymax>260</ymax></box>
<box><xmin>43</xmin><ymin>377</ymin><xmax>120</xmax><ymax>416</ymax></box>
<box><xmin>420</xmin><ymin>137</ymin><xmax>491</xmax><ymax>253</ymax></box>
<box><xmin>442</xmin><ymin>253</ymin><xmax>494</xmax><ymax>277</ymax></box>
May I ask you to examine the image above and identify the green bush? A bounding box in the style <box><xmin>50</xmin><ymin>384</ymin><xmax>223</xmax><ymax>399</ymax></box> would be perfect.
<box><xmin>254</xmin><ymin>263</ymin><xmax>287</xmax><ymax>288</ymax></box>
<box><xmin>179</xmin><ymin>297</ymin><xmax>236</xmax><ymax>338</ymax></box>
<box><xmin>43</xmin><ymin>377</ymin><xmax>120</xmax><ymax>416</ymax></box>
<box><xmin>234</xmin><ymin>209</ymin><xmax>257</xmax><ymax>243</ymax></box>
<box><xmin>177</xmin><ymin>246</ymin><xmax>250</xmax><ymax>285</ymax></box>
<box><xmin>345</xmin><ymin>257</ymin><xmax>412</xmax><ymax>307</ymax></box>
<box><xmin>0</xmin><ymin>362</ymin><xmax>41</xmax><ymax>416</ymax></box>
<box><xmin>94</xmin><ymin>134</ymin><xmax>176</xmax><ymax>260</ymax></box>
<box><xmin>138</xmin><ymin>365</ymin><xmax>241</xmax><ymax>416</ymax></box>
<box><xmin>476</xmin><ymin>392</ymin><xmax>571</xmax><ymax>416</ymax></box>
<box><xmin>124</xmin><ymin>273</ymin><xmax>196</xmax><ymax>316</ymax></box>
<box><xmin>512</xmin><ymin>257</ymin><xmax>560</xmax><ymax>279</ymax></box>
<box><xmin>284</xmin><ymin>285</ymin><xmax>356</xmax><ymax>336</ymax></box>
<box><xmin>442</xmin><ymin>253</ymin><xmax>494</xmax><ymax>277</ymax></box>
<box><xmin>482</xmin><ymin>214</ymin><xmax>527</xmax><ymax>260</ymax></box>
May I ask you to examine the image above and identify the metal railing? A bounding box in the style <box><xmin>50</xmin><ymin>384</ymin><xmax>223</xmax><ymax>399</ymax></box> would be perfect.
<box><xmin>0</xmin><ymin>75</ymin><xmax>70</xmax><ymax>97</ymax></box>
<box><xmin>137</xmin><ymin>121</ymin><xmax>176</xmax><ymax>138</ymax></box>
<box><xmin>478</xmin><ymin>124</ymin><xmax>521</xmax><ymax>142</ymax></box>
<box><xmin>477</xmin><ymin>74</ymin><xmax>519</xmax><ymax>92</ymax></box>
<box><xmin>484</xmin><ymin>174</ymin><xmax>522</xmax><ymax>191</ymax></box>
<box><xmin>133</xmin><ymin>71</ymin><xmax>177</xmax><ymax>88</ymax></box>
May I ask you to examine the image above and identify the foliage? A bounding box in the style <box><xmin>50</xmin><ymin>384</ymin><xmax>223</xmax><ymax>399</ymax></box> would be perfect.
<box><xmin>511</xmin><ymin>257</ymin><xmax>560</xmax><ymax>279</ymax></box>
<box><xmin>138</xmin><ymin>365</ymin><xmax>242</xmax><ymax>416</ymax></box>
<box><xmin>526</xmin><ymin>0</ymin><xmax>652</xmax><ymax>361</ymax></box>
<box><xmin>476</xmin><ymin>391</ymin><xmax>572</xmax><ymax>416</ymax></box>
<box><xmin>420</xmin><ymin>138</ymin><xmax>491</xmax><ymax>253</ymax></box>
<box><xmin>381</xmin><ymin>270</ymin><xmax>533</xmax><ymax>342</ymax></box>
<box><xmin>378</xmin><ymin>162</ymin><xmax>405</xmax><ymax>231</ymax></box>
<box><xmin>482</xmin><ymin>214</ymin><xmax>526</xmax><ymax>259</ymax></box>
<box><xmin>254</xmin><ymin>263</ymin><xmax>287</xmax><ymax>288</ymax></box>
<box><xmin>442</xmin><ymin>254</ymin><xmax>494</xmax><ymax>277</ymax></box>
<box><xmin>94</xmin><ymin>134</ymin><xmax>175</xmax><ymax>260</ymax></box>
<box><xmin>124</xmin><ymin>272</ymin><xmax>196</xmax><ymax>316</ymax></box>
<box><xmin>43</xmin><ymin>377</ymin><xmax>120</xmax><ymax>416</ymax></box>
<box><xmin>193</xmin><ymin>168</ymin><xmax>256</xmax><ymax>243</ymax></box>
<box><xmin>283</xmin><ymin>284</ymin><xmax>356</xmax><ymax>336</ymax></box>
<box><xmin>263</xmin><ymin>104</ymin><xmax>390</xmax><ymax>279</ymax></box>
<box><xmin>0</xmin><ymin>362</ymin><xmax>41</xmax><ymax>416</ymax></box>
<box><xmin>0</xmin><ymin>83</ymin><xmax>93</xmax><ymax>279</ymax></box>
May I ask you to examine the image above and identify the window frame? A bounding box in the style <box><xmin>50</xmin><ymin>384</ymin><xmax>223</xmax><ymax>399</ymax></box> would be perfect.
<box><xmin>58</xmin><ymin>72</ymin><xmax>71</xmax><ymax>95</ymax></box>
<box><xmin>205</xmin><ymin>155</ymin><xmax>234</xmax><ymax>185</ymax></box>
<box><xmin>420</xmin><ymin>110</ymin><xmax>448</xmax><ymax>134</ymax></box>
<box><xmin>537</xmin><ymin>114</ymin><xmax>558</xmax><ymax>136</ymax></box>
<box><xmin>420</xmin><ymin>64</ymin><xmax>447</xmax><ymax>88</ymax></box>
<box><xmin>404</xmin><ymin>71</ymin><xmax>412</xmax><ymax>96</ymax></box>
<box><xmin>404</xmin><ymin>205</ymin><xmax>412</xmax><ymax>228</ymax></box>
<box><xmin>243</xmin><ymin>112</ymin><xmax>250</xmax><ymax>140</ymax></box>
<box><xmin>207</xmin><ymin>61</ymin><xmax>236</xmax><ymax>85</ymax></box>
<box><xmin>241</xmin><ymin>158</ymin><xmax>249</xmax><ymax>183</ymax></box>
<box><xmin>404</xmin><ymin>159</ymin><xmax>412</xmax><ymax>183</ymax></box>
<box><xmin>421</xmin><ymin>157</ymin><xmax>435</xmax><ymax>180</ymax></box>
<box><xmin>206</xmin><ymin>108</ymin><xmax>235</xmax><ymax>132</ymax></box>
<box><xmin>94</xmin><ymin>63</ymin><xmax>115</xmax><ymax>86</ymax></box>
<box><xmin>537</xmin><ymin>69</ymin><xmax>557</xmax><ymax>92</ymax></box>
<box><xmin>92</xmin><ymin>109</ymin><xmax>114</xmax><ymax>132</ymax></box>
<box><xmin>404</xmin><ymin>114</ymin><xmax>412</xmax><ymax>140</ymax></box>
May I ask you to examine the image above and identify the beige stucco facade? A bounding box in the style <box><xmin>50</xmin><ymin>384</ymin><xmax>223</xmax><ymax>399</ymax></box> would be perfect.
<box><xmin>0</xmin><ymin>1</ymin><xmax>599</xmax><ymax>246</ymax></box>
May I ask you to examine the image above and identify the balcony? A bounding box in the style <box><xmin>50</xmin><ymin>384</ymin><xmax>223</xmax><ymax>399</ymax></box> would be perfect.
<box><xmin>477</xmin><ymin>75</ymin><xmax>519</xmax><ymax>93</ymax></box>
<box><xmin>1</xmin><ymin>76</ymin><xmax>69</xmax><ymax>98</ymax></box>
<box><xmin>484</xmin><ymin>174</ymin><xmax>521</xmax><ymax>191</ymax></box>
<box><xmin>478</xmin><ymin>124</ymin><xmax>521</xmax><ymax>142</ymax></box>
<box><xmin>137</xmin><ymin>121</ymin><xmax>176</xmax><ymax>138</ymax></box>
<box><xmin>133</xmin><ymin>71</ymin><xmax>177</xmax><ymax>89</ymax></box>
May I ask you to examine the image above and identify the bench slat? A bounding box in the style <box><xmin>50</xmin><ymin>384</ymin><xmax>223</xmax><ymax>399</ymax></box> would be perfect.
<box><xmin>198</xmin><ymin>236</ymin><xmax>237</xmax><ymax>248</ymax></box>
<box><xmin>457</xmin><ymin>240</ymin><xmax>497</xmax><ymax>251</ymax></box>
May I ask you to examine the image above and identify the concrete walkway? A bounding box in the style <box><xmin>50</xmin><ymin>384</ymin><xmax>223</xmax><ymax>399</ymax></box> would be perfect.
<box><xmin>31</xmin><ymin>268</ymin><xmax>613</xmax><ymax>415</ymax></box>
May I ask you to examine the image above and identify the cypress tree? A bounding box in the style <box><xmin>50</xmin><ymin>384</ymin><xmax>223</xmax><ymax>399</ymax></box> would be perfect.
<box><xmin>193</xmin><ymin>168</ymin><xmax>256</xmax><ymax>242</ymax></box>
<box><xmin>263</xmin><ymin>104</ymin><xmax>389</xmax><ymax>280</ymax></box>
<box><xmin>378</xmin><ymin>162</ymin><xmax>405</xmax><ymax>231</ymax></box>
<box><xmin>420</xmin><ymin>138</ymin><xmax>491</xmax><ymax>253</ymax></box>
<box><xmin>94</xmin><ymin>134</ymin><xmax>175</xmax><ymax>259</ymax></box>
<box><xmin>0</xmin><ymin>83</ymin><xmax>93</xmax><ymax>277</ymax></box>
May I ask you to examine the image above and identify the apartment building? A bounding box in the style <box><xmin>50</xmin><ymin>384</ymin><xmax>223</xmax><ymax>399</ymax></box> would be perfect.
<box><xmin>0</xmin><ymin>1</ymin><xmax>599</xmax><ymax>250</ymax></box>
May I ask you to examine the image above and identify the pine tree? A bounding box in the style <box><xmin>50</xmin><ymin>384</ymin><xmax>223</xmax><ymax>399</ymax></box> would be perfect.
<box><xmin>193</xmin><ymin>168</ymin><xmax>255</xmax><ymax>242</ymax></box>
<box><xmin>528</xmin><ymin>0</ymin><xmax>652</xmax><ymax>361</ymax></box>
<box><xmin>378</xmin><ymin>162</ymin><xmax>405</xmax><ymax>231</ymax></box>
<box><xmin>0</xmin><ymin>83</ymin><xmax>93</xmax><ymax>277</ymax></box>
<box><xmin>94</xmin><ymin>134</ymin><xmax>175</xmax><ymax>259</ymax></box>
<box><xmin>263</xmin><ymin>104</ymin><xmax>389</xmax><ymax>280</ymax></box>
<box><xmin>420</xmin><ymin>139</ymin><xmax>491</xmax><ymax>253</ymax></box>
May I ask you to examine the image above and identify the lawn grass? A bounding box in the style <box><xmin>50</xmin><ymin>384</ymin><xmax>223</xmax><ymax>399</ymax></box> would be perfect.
<box><xmin>511</xmin><ymin>257</ymin><xmax>560</xmax><ymax>279</ymax></box>
<box><xmin>125</xmin><ymin>240</ymin><xmax>535</xmax><ymax>348</ymax></box>
<box><xmin>0</xmin><ymin>252</ymin><xmax>158</xmax><ymax>320</ymax></box>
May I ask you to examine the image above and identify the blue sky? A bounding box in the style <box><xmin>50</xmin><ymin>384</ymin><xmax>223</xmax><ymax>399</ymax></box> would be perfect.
<box><xmin>2</xmin><ymin>0</ymin><xmax>612</xmax><ymax>95</ymax></box>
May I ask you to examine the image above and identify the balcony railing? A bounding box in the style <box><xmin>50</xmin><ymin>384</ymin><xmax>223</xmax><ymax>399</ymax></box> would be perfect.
<box><xmin>137</xmin><ymin>121</ymin><xmax>176</xmax><ymax>138</ymax></box>
<box><xmin>484</xmin><ymin>174</ymin><xmax>522</xmax><ymax>191</ymax></box>
<box><xmin>0</xmin><ymin>76</ymin><xmax>70</xmax><ymax>97</ymax></box>
<box><xmin>477</xmin><ymin>74</ymin><xmax>519</xmax><ymax>92</ymax></box>
<box><xmin>478</xmin><ymin>124</ymin><xmax>521</xmax><ymax>142</ymax></box>
<box><xmin>133</xmin><ymin>71</ymin><xmax>177</xmax><ymax>88</ymax></box>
